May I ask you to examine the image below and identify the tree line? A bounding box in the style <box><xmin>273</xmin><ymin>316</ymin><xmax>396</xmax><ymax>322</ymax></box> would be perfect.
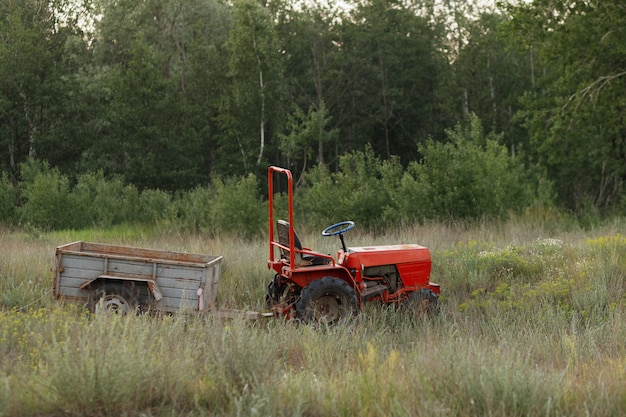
<box><xmin>1</xmin><ymin>0</ymin><xmax>625</xmax><ymax>225</ymax></box>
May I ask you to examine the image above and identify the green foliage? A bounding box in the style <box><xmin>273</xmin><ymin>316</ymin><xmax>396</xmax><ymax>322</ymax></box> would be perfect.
<box><xmin>278</xmin><ymin>102</ymin><xmax>338</xmax><ymax>178</ymax></box>
<box><xmin>174</xmin><ymin>174</ymin><xmax>266</xmax><ymax>238</ymax></box>
<box><xmin>18</xmin><ymin>163</ymin><xmax>148</xmax><ymax>230</ymax></box>
<box><xmin>5</xmin><ymin>0</ymin><xmax>626</xmax><ymax>227</ymax></box>
<box><xmin>2</xmin><ymin>0</ymin><xmax>626</xmax><ymax>220</ymax></box>
<box><xmin>340</xmin><ymin>0</ymin><xmax>446</xmax><ymax>161</ymax></box>
<box><xmin>215</xmin><ymin>0</ymin><xmax>286</xmax><ymax>175</ymax></box>
<box><xmin>14</xmin><ymin>163</ymin><xmax>266</xmax><ymax>236</ymax></box>
<box><xmin>298</xmin><ymin>146</ymin><xmax>401</xmax><ymax>229</ymax></box>
<box><xmin>293</xmin><ymin>163</ymin><xmax>334</xmax><ymax>228</ymax></box>
<box><xmin>87</xmin><ymin>34</ymin><xmax>207</xmax><ymax>190</ymax></box>
<box><xmin>18</xmin><ymin>160</ymin><xmax>75</xmax><ymax>230</ymax></box>
<box><xmin>0</xmin><ymin>0</ymin><xmax>88</xmax><ymax>177</ymax></box>
<box><xmin>396</xmin><ymin>114</ymin><xmax>552</xmax><ymax>221</ymax></box>
<box><xmin>208</xmin><ymin>174</ymin><xmax>265</xmax><ymax>239</ymax></box>
<box><xmin>274</xmin><ymin>3</ymin><xmax>346</xmax><ymax>174</ymax></box>
<box><xmin>167</xmin><ymin>175</ymin><xmax>267</xmax><ymax>238</ymax></box>
<box><xmin>444</xmin><ymin>234</ymin><xmax>624</xmax><ymax>325</ymax></box>
<box><xmin>138</xmin><ymin>188</ymin><xmax>175</xmax><ymax>225</ymax></box>
<box><xmin>506</xmin><ymin>0</ymin><xmax>626</xmax><ymax>213</ymax></box>
<box><xmin>294</xmin><ymin>122</ymin><xmax>552</xmax><ymax>229</ymax></box>
<box><xmin>0</xmin><ymin>122</ymin><xmax>554</xmax><ymax>233</ymax></box>
<box><xmin>72</xmin><ymin>171</ymin><xmax>141</xmax><ymax>227</ymax></box>
<box><xmin>450</xmin><ymin>12</ymin><xmax>531</xmax><ymax>152</ymax></box>
<box><xmin>0</xmin><ymin>173</ymin><xmax>17</xmax><ymax>225</ymax></box>
<box><xmin>177</xmin><ymin>186</ymin><xmax>216</xmax><ymax>232</ymax></box>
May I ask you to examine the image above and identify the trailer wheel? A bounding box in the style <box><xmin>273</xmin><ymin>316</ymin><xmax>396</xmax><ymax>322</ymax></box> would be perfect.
<box><xmin>89</xmin><ymin>283</ymin><xmax>139</xmax><ymax>315</ymax></box>
<box><xmin>405</xmin><ymin>288</ymin><xmax>439</xmax><ymax>316</ymax></box>
<box><xmin>296</xmin><ymin>277</ymin><xmax>358</xmax><ymax>325</ymax></box>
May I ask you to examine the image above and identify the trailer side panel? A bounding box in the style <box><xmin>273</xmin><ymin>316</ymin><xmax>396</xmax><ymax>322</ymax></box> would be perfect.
<box><xmin>54</xmin><ymin>241</ymin><xmax>222</xmax><ymax>313</ymax></box>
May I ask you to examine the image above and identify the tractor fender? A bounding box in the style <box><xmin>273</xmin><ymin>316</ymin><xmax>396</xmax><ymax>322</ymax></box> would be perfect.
<box><xmin>287</xmin><ymin>265</ymin><xmax>359</xmax><ymax>294</ymax></box>
<box><xmin>79</xmin><ymin>274</ymin><xmax>163</xmax><ymax>301</ymax></box>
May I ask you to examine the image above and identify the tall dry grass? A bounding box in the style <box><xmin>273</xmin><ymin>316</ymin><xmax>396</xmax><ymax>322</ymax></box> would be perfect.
<box><xmin>1</xmin><ymin>216</ymin><xmax>626</xmax><ymax>416</ymax></box>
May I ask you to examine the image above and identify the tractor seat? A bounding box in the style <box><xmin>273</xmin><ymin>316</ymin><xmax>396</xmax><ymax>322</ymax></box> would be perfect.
<box><xmin>276</xmin><ymin>220</ymin><xmax>331</xmax><ymax>266</ymax></box>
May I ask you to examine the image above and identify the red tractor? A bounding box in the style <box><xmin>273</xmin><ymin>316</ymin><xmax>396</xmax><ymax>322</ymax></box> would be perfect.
<box><xmin>266</xmin><ymin>166</ymin><xmax>440</xmax><ymax>324</ymax></box>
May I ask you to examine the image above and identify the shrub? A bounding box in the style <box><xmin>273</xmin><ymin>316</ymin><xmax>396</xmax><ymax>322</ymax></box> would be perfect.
<box><xmin>138</xmin><ymin>188</ymin><xmax>174</xmax><ymax>224</ymax></box>
<box><xmin>0</xmin><ymin>172</ymin><xmax>17</xmax><ymax>225</ymax></box>
<box><xmin>208</xmin><ymin>174</ymin><xmax>265</xmax><ymax>239</ymax></box>
<box><xmin>18</xmin><ymin>162</ymin><xmax>163</xmax><ymax>230</ymax></box>
<box><xmin>396</xmin><ymin>114</ymin><xmax>552</xmax><ymax>221</ymax></box>
<box><xmin>297</xmin><ymin>115</ymin><xmax>554</xmax><ymax>228</ymax></box>
<box><xmin>177</xmin><ymin>185</ymin><xmax>216</xmax><ymax>232</ymax></box>
<box><xmin>94</xmin><ymin>176</ymin><xmax>141</xmax><ymax>225</ymax></box>
<box><xmin>18</xmin><ymin>160</ymin><xmax>76</xmax><ymax>230</ymax></box>
<box><xmin>295</xmin><ymin>164</ymin><xmax>336</xmax><ymax>228</ymax></box>
<box><xmin>32</xmin><ymin>170</ymin><xmax>146</xmax><ymax>229</ymax></box>
<box><xmin>73</xmin><ymin>171</ymin><xmax>142</xmax><ymax>227</ymax></box>
<box><xmin>299</xmin><ymin>147</ymin><xmax>401</xmax><ymax>229</ymax></box>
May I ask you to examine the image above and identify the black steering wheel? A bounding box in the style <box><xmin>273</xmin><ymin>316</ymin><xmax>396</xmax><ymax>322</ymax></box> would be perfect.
<box><xmin>322</xmin><ymin>221</ymin><xmax>355</xmax><ymax>236</ymax></box>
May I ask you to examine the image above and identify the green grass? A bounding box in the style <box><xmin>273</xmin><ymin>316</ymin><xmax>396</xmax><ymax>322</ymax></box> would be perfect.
<box><xmin>2</xmin><ymin>218</ymin><xmax>626</xmax><ymax>416</ymax></box>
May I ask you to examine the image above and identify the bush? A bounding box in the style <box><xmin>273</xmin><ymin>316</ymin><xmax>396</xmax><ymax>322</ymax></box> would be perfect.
<box><xmin>177</xmin><ymin>185</ymin><xmax>216</xmax><ymax>232</ymax></box>
<box><xmin>174</xmin><ymin>175</ymin><xmax>265</xmax><ymax>237</ymax></box>
<box><xmin>137</xmin><ymin>188</ymin><xmax>174</xmax><ymax>225</ymax></box>
<box><xmin>298</xmin><ymin>147</ymin><xmax>401</xmax><ymax>229</ymax></box>
<box><xmin>297</xmin><ymin>115</ymin><xmax>554</xmax><ymax>228</ymax></box>
<box><xmin>18</xmin><ymin>162</ymin><xmax>163</xmax><ymax>230</ymax></box>
<box><xmin>395</xmin><ymin>114</ymin><xmax>552</xmax><ymax>221</ymax></box>
<box><xmin>12</xmin><ymin>160</ymin><xmax>266</xmax><ymax>235</ymax></box>
<box><xmin>0</xmin><ymin>173</ymin><xmax>17</xmax><ymax>225</ymax></box>
<box><xmin>73</xmin><ymin>171</ymin><xmax>142</xmax><ymax>227</ymax></box>
<box><xmin>18</xmin><ymin>160</ymin><xmax>76</xmax><ymax>230</ymax></box>
<box><xmin>295</xmin><ymin>164</ymin><xmax>336</xmax><ymax>228</ymax></box>
<box><xmin>208</xmin><ymin>174</ymin><xmax>265</xmax><ymax>239</ymax></box>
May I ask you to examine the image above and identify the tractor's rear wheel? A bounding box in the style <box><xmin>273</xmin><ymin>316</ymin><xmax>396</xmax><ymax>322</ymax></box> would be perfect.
<box><xmin>296</xmin><ymin>277</ymin><xmax>358</xmax><ymax>325</ymax></box>
<box><xmin>405</xmin><ymin>288</ymin><xmax>439</xmax><ymax>316</ymax></box>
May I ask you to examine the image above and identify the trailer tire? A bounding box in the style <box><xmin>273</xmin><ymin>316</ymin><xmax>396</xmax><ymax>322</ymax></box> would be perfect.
<box><xmin>296</xmin><ymin>277</ymin><xmax>358</xmax><ymax>325</ymax></box>
<box><xmin>89</xmin><ymin>283</ymin><xmax>139</xmax><ymax>315</ymax></box>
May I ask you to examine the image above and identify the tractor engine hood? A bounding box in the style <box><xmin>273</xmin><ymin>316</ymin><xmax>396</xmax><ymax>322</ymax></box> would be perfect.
<box><xmin>341</xmin><ymin>244</ymin><xmax>432</xmax><ymax>288</ymax></box>
<box><xmin>342</xmin><ymin>244</ymin><xmax>431</xmax><ymax>268</ymax></box>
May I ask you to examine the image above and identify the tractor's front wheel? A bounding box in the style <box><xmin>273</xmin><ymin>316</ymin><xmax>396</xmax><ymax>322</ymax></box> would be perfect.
<box><xmin>405</xmin><ymin>288</ymin><xmax>439</xmax><ymax>316</ymax></box>
<box><xmin>296</xmin><ymin>277</ymin><xmax>358</xmax><ymax>325</ymax></box>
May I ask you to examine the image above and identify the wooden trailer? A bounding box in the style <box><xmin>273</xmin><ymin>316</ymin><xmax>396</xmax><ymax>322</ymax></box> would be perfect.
<box><xmin>54</xmin><ymin>241</ymin><xmax>223</xmax><ymax>314</ymax></box>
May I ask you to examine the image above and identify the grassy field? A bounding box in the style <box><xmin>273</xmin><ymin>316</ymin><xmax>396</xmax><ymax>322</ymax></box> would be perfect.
<box><xmin>1</xmin><ymin>216</ymin><xmax>626</xmax><ymax>416</ymax></box>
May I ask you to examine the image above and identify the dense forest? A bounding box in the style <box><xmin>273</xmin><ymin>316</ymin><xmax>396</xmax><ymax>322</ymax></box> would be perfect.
<box><xmin>1</xmin><ymin>0</ymin><xmax>625</xmax><ymax>230</ymax></box>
